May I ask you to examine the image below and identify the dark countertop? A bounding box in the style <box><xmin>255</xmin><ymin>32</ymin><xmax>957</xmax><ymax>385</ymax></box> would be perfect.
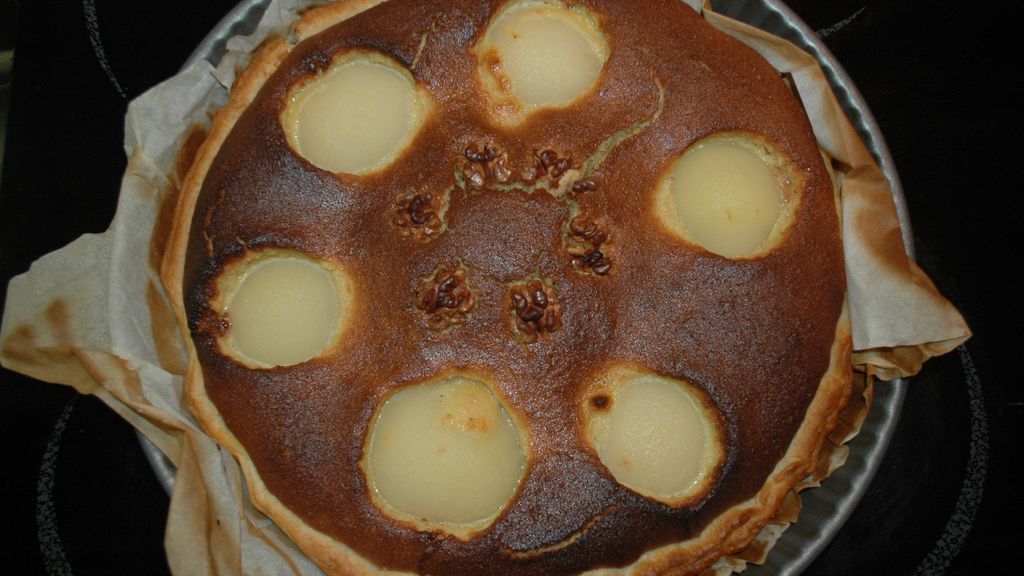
<box><xmin>1</xmin><ymin>1</ymin><xmax>1020</xmax><ymax>574</ymax></box>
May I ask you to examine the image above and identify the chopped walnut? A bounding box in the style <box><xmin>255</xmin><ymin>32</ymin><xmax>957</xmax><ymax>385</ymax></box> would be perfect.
<box><xmin>507</xmin><ymin>278</ymin><xmax>562</xmax><ymax>343</ymax></box>
<box><xmin>538</xmin><ymin>149</ymin><xmax>558</xmax><ymax>170</ymax></box>
<box><xmin>528</xmin><ymin>148</ymin><xmax>590</xmax><ymax>196</ymax></box>
<box><xmin>572</xmin><ymin>248</ymin><xmax>612</xmax><ymax>276</ymax></box>
<box><xmin>394</xmin><ymin>189</ymin><xmax>446</xmax><ymax>241</ymax></box>
<box><xmin>533</xmin><ymin>149</ymin><xmax>575</xmax><ymax>184</ymax></box>
<box><xmin>568</xmin><ymin>213</ymin><xmax>613</xmax><ymax>276</ymax></box>
<box><xmin>550</xmin><ymin>157</ymin><xmax>572</xmax><ymax>180</ymax></box>
<box><xmin>521</xmin><ymin>164</ymin><xmax>541</xmax><ymax>182</ymax></box>
<box><xmin>568</xmin><ymin>214</ymin><xmax>609</xmax><ymax>246</ymax></box>
<box><xmin>416</xmin><ymin>262</ymin><xmax>476</xmax><ymax>331</ymax></box>
<box><xmin>571</xmin><ymin>177</ymin><xmax>599</xmax><ymax>195</ymax></box>
<box><xmin>461</xmin><ymin>143</ymin><xmax>511</xmax><ymax>189</ymax></box>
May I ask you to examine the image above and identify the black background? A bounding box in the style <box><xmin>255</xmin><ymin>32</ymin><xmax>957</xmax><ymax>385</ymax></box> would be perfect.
<box><xmin>1</xmin><ymin>1</ymin><xmax>1020</xmax><ymax>574</ymax></box>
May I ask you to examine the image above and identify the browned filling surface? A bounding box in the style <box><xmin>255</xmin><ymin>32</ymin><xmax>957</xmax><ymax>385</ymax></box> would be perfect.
<box><xmin>181</xmin><ymin>0</ymin><xmax>845</xmax><ymax>573</ymax></box>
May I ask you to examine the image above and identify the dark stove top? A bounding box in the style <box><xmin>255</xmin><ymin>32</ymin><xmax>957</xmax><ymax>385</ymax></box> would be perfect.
<box><xmin>2</xmin><ymin>1</ymin><xmax>1020</xmax><ymax>574</ymax></box>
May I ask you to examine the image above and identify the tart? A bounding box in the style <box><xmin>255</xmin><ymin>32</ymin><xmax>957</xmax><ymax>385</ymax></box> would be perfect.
<box><xmin>162</xmin><ymin>0</ymin><xmax>853</xmax><ymax>574</ymax></box>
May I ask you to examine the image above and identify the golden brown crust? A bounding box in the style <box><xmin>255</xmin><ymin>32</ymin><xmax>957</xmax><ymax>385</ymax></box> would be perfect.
<box><xmin>162</xmin><ymin>1</ymin><xmax>853</xmax><ymax>574</ymax></box>
<box><xmin>293</xmin><ymin>0</ymin><xmax>389</xmax><ymax>41</ymax></box>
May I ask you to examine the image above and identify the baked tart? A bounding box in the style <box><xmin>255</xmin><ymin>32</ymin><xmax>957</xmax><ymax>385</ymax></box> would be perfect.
<box><xmin>162</xmin><ymin>0</ymin><xmax>853</xmax><ymax>573</ymax></box>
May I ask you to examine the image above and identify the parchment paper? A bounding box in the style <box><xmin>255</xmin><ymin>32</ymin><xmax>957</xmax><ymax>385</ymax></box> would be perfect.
<box><xmin>0</xmin><ymin>0</ymin><xmax>971</xmax><ymax>574</ymax></box>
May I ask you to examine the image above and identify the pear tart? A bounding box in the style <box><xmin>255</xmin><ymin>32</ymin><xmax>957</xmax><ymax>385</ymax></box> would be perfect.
<box><xmin>163</xmin><ymin>0</ymin><xmax>852</xmax><ymax>574</ymax></box>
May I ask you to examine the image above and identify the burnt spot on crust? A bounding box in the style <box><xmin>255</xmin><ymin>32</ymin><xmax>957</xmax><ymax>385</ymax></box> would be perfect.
<box><xmin>590</xmin><ymin>394</ymin><xmax>611</xmax><ymax>410</ymax></box>
<box><xmin>194</xmin><ymin>311</ymin><xmax>231</xmax><ymax>338</ymax></box>
<box><xmin>415</xmin><ymin>261</ymin><xmax>477</xmax><ymax>331</ymax></box>
<box><xmin>507</xmin><ymin>276</ymin><xmax>562</xmax><ymax>343</ymax></box>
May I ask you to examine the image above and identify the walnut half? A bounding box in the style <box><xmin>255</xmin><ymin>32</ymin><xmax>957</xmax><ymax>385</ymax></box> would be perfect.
<box><xmin>415</xmin><ymin>262</ymin><xmax>476</xmax><ymax>331</ymax></box>
<box><xmin>507</xmin><ymin>277</ymin><xmax>562</xmax><ymax>343</ymax></box>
